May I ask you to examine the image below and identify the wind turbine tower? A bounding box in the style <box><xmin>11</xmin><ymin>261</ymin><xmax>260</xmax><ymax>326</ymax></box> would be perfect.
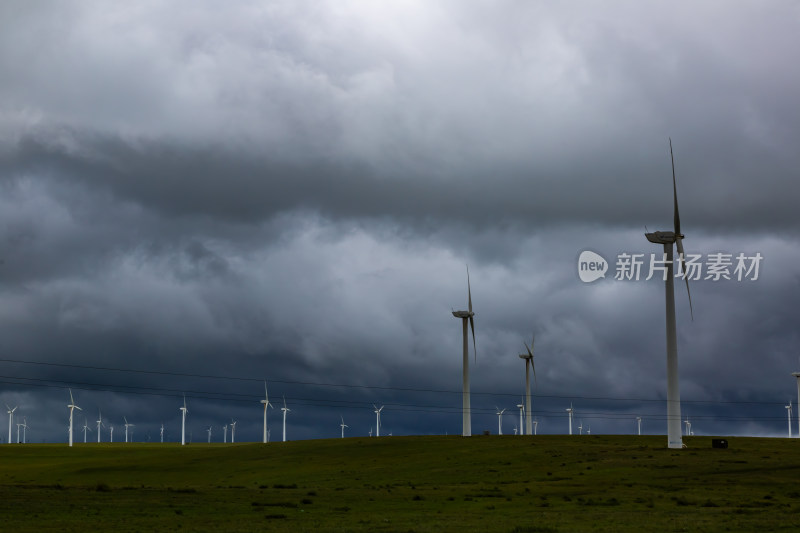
<box><xmin>645</xmin><ymin>139</ymin><xmax>694</xmax><ymax>449</ymax></box>
<box><xmin>124</xmin><ymin>417</ymin><xmax>134</xmax><ymax>443</ymax></box>
<box><xmin>787</xmin><ymin>401</ymin><xmax>793</xmax><ymax>438</ymax></box>
<box><xmin>637</xmin><ymin>416</ymin><xmax>642</xmax><ymax>436</ymax></box>
<box><xmin>519</xmin><ymin>335</ymin><xmax>536</xmax><ymax>435</ymax></box>
<box><xmin>281</xmin><ymin>396</ymin><xmax>290</xmax><ymax>442</ymax></box>
<box><xmin>21</xmin><ymin>418</ymin><xmax>27</xmax><ymax>444</ymax></box>
<box><xmin>82</xmin><ymin>417</ymin><xmax>92</xmax><ymax>443</ymax></box>
<box><xmin>516</xmin><ymin>399</ymin><xmax>524</xmax><ymax>436</ymax></box>
<box><xmin>6</xmin><ymin>404</ymin><xmax>17</xmax><ymax>445</ymax></box>
<box><xmin>261</xmin><ymin>381</ymin><xmax>273</xmax><ymax>444</ymax></box>
<box><xmin>180</xmin><ymin>395</ymin><xmax>188</xmax><ymax>446</ymax></box>
<box><xmin>160</xmin><ymin>423</ymin><xmax>164</xmax><ymax>443</ymax></box>
<box><xmin>533</xmin><ymin>417</ymin><xmax>538</xmax><ymax>435</ymax></box>
<box><xmin>67</xmin><ymin>389</ymin><xmax>81</xmax><ymax>447</ymax></box>
<box><xmin>340</xmin><ymin>415</ymin><xmax>348</xmax><ymax>438</ymax></box>
<box><xmin>223</xmin><ymin>424</ymin><xmax>228</xmax><ymax>443</ymax></box>
<box><xmin>495</xmin><ymin>407</ymin><xmax>506</xmax><ymax>435</ymax></box>
<box><xmin>231</xmin><ymin>420</ymin><xmax>237</xmax><ymax>443</ymax></box>
<box><xmin>206</xmin><ymin>426</ymin><xmax>212</xmax><ymax>443</ymax></box>
<box><xmin>373</xmin><ymin>405</ymin><xmax>384</xmax><ymax>437</ymax></box>
<box><xmin>451</xmin><ymin>266</ymin><xmax>477</xmax><ymax>437</ymax></box>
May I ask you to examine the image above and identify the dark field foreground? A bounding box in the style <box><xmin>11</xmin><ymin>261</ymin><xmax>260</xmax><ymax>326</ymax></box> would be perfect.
<box><xmin>1</xmin><ymin>435</ymin><xmax>799</xmax><ymax>532</ymax></box>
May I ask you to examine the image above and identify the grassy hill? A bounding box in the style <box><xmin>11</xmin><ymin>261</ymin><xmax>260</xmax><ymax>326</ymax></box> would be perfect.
<box><xmin>1</xmin><ymin>435</ymin><xmax>799</xmax><ymax>532</ymax></box>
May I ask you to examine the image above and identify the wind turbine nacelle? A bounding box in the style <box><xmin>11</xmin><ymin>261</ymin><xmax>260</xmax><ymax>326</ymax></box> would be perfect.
<box><xmin>518</xmin><ymin>354</ymin><xmax>532</xmax><ymax>360</ymax></box>
<box><xmin>452</xmin><ymin>310</ymin><xmax>472</xmax><ymax>319</ymax></box>
<box><xmin>645</xmin><ymin>231</ymin><xmax>680</xmax><ymax>245</ymax></box>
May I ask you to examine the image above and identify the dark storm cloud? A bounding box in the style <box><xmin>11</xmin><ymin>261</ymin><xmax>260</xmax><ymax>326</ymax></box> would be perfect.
<box><xmin>1</xmin><ymin>1</ymin><xmax>799</xmax><ymax>442</ymax></box>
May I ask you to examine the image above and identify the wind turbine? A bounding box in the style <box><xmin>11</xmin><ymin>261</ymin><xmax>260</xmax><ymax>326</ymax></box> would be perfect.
<box><xmin>260</xmin><ymin>381</ymin><xmax>273</xmax><ymax>444</ymax></box>
<box><xmin>6</xmin><ymin>404</ymin><xmax>17</xmax><ymax>444</ymax></box>
<box><xmin>578</xmin><ymin>420</ymin><xmax>583</xmax><ymax>436</ymax></box>
<box><xmin>519</xmin><ymin>335</ymin><xmax>536</xmax><ymax>435</ymax></box>
<box><xmin>792</xmin><ymin>372</ymin><xmax>800</xmax><ymax>437</ymax></box>
<box><xmin>340</xmin><ymin>415</ymin><xmax>348</xmax><ymax>438</ymax></box>
<box><xmin>373</xmin><ymin>404</ymin><xmax>384</xmax><ymax>437</ymax></box>
<box><xmin>533</xmin><ymin>417</ymin><xmax>538</xmax><ymax>436</ymax></box>
<box><xmin>206</xmin><ymin>426</ymin><xmax>212</xmax><ymax>443</ymax></box>
<box><xmin>96</xmin><ymin>411</ymin><xmax>104</xmax><ymax>443</ymax></box>
<box><xmin>787</xmin><ymin>401</ymin><xmax>793</xmax><ymax>438</ymax></box>
<box><xmin>223</xmin><ymin>424</ymin><xmax>228</xmax><ymax>443</ymax></box>
<box><xmin>16</xmin><ymin>420</ymin><xmax>23</xmax><ymax>444</ymax></box>
<box><xmin>281</xmin><ymin>396</ymin><xmax>290</xmax><ymax>442</ymax></box>
<box><xmin>683</xmin><ymin>416</ymin><xmax>691</xmax><ymax>437</ymax></box>
<box><xmin>160</xmin><ymin>423</ymin><xmax>164</xmax><ymax>443</ymax></box>
<box><xmin>21</xmin><ymin>417</ymin><xmax>27</xmax><ymax>444</ymax></box>
<box><xmin>495</xmin><ymin>407</ymin><xmax>506</xmax><ymax>436</ymax></box>
<box><xmin>230</xmin><ymin>420</ymin><xmax>237</xmax><ymax>443</ymax></box>
<box><xmin>368</xmin><ymin>427</ymin><xmax>372</xmax><ymax>437</ymax></box>
<box><xmin>123</xmin><ymin>417</ymin><xmax>134</xmax><ymax>443</ymax></box>
<box><xmin>516</xmin><ymin>398</ymin><xmax>524</xmax><ymax>436</ymax></box>
<box><xmin>451</xmin><ymin>266</ymin><xmax>477</xmax><ymax>437</ymax></box>
<box><xmin>82</xmin><ymin>417</ymin><xmax>92</xmax><ymax>443</ymax></box>
<box><xmin>645</xmin><ymin>138</ymin><xmax>694</xmax><ymax>449</ymax></box>
<box><xmin>637</xmin><ymin>416</ymin><xmax>642</xmax><ymax>436</ymax></box>
<box><xmin>513</xmin><ymin>425</ymin><xmax>518</xmax><ymax>435</ymax></box>
<box><xmin>179</xmin><ymin>395</ymin><xmax>188</xmax><ymax>446</ymax></box>
<box><xmin>67</xmin><ymin>389</ymin><xmax>81</xmax><ymax>447</ymax></box>
<box><xmin>566</xmin><ymin>403</ymin><xmax>574</xmax><ymax>435</ymax></box>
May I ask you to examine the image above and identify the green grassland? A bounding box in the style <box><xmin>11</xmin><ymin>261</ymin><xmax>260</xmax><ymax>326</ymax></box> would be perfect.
<box><xmin>1</xmin><ymin>435</ymin><xmax>799</xmax><ymax>532</ymax></box>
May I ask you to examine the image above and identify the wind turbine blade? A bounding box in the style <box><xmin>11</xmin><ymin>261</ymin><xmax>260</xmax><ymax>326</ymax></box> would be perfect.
<box><xmin>470</xmin><ymin>316</ymin><xmax>476</xmax><ymax>364</ymax></box>
<box><xmin>670</xmin><ymin>137</ymin><xmax>680</xmax><ymax>236</ymax></box>
<box><xmin>466</xmin><ymin>265</ymin><xmax>472</xmax><ymax>315</ymax></box>
<box><xmin>676</xmin><ymin>239</ymin><xmax>694</xmax><ymax>321</ymax></box>
<box><xmin>69</xmin><ymin>388</ymin><xmax>74</xmax><ymax>404</ymax></box>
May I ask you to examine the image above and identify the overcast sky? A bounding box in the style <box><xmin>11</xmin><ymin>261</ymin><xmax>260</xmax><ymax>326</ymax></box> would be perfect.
<box><xmin>1</xmin><ymin>1</ymin><xmax>799</xmax><ymax>444</ymax></box>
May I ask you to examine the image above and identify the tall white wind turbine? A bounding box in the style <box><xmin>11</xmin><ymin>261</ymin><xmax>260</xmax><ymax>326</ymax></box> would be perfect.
<box><xmin>180</xmin><ymin>395</ymin><xmax>188</xmax><ymax>446</ymax></box>
<box><xmin>109</xmin><ymin>425</ymin><xmax>113</xmax><ymax>443</ymax></box>
<box><xmin>21</xmin><ymin>417</ymin><xmax>27</xmax><ymax>444</ymax></box>
<box><xmin>206</xmin><ymin>426</ymin><xmax>212</xmax><ymax>443</ymax></box>
<box><xmin>451</xmin><ymin>266</ymin><xmax>477</xmax><ymax>437</ymax></box>
<box><xmin>495</xmin><ymin>407</ymin><xmax>506</xmax><ymax>436</ymax></box>
<box><xmin>645</xmin><ymin>139</ymin><xmax>694</xmax><ymax>449</ymax></box>
<box><xmin>516</xmin><ymin>399</ymin><xmax>524</xmax><ymax>436</ymax></box>
<box><xmin>578</xmin><ymin>420</ymin><xmax>583</xmax><ymax>436</ymax></box>
<box><xmin>787</xmin><ymin>401</ymin><xmax>793</xmax><ymax>438</ymax></box>
<box><xmin>67</xmin><ymin>389</ymin><xmax>81</xmax><ymax>447</ymax></box>
<box><xmin>16</xmin><ymin>420</ymin><xmax>23</xmax><ymax>444</ymax></box>
<box><xmin>566</xmin><ymin>403</ymin><xmax>574</xmax><ymax>435</ymax></box>
<box><xmin>792</xmin><ymin>372</ymin><xmax>800</xmax><ymax>437</ymax></box>
<box><xmin>637</xmin><ymin>416</ymin><xmax>642</xmax><ymax>436</ymax></box>
<box><xmin>260</xmin><ymin>381</ymin><xmax>273</xmax><ymax>444</ymax></box>
<box><xmin>230</xmin><ymin>420</ymin><xmax>237</xmax><ymax>443</ymax></box>
<box><xmin>340</xmin><ymin>415</ymin><xmax>348</xmax><ymax>438</ymax></box>
<box><xmin>223</xmin><ymin>424</ymin><xmax>228</xmax><ymax>443</ymax></box>
<box><xmin>533</xmin><ymin>417</ymin><xmax>538</xmax><ymax>436</ymax></box>
<box><xmin>281</xmin><ymin>396</ymin><xmax>290</xmax><ymax>442</ymax></box>
<box><xmin>6</xmin><ymin>404</ymin><xmax>17</xmax><ymax>445</ymax></box>
<box><xmin>373</xmin><ymin>404</ymin><xmax>384</xmax><ymax>437</ymax></box>
<box><xmin>519</xmin><ymin>335</ymin><xmax>536</xmax><ymax>435</ymax></box>
<box><xmin>160</xmin><ymin>423</ymin><xmax>164</xmax><ymax>443</ymax></box>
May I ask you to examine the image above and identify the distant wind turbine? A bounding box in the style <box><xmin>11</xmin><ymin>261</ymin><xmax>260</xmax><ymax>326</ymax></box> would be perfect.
<box><xmin>230</xmin><ymin>420</ymin><xmax>237</xmax><ymax>443</ymax></box>
<box><xmin>792</xmin><ymin>372</ymin><xmax>800</xmax><ymax>437</ymax></box>
<box><xmin>340</xmin><ymin>415</ymin><xmax>348</xmax><ymax>439</ymax></box>
<box><xmin>578</xmin><ymin>420</ymin><xmax>583</xmax><ymax>436</ymax></box>
<box><xmin>179</xmin><ymin>395</ymin><xmax>188</xmax><ymax>446</ymax></box>
<box><xmin>683</xmin><ymin>417</ymin><xmax>691</xmax><ymax>437</ymax></box>
<box><xmin>533</xmin><ymin>417</ymin><xmax>538</xmax><ymax>436</ymax></box>
<box><xmin>82</xmin><ymin>417</ymin><xmax>92</xmax><ymax>443</ymax></box>
<box><xmin>519</xmin><ymin>335</ymin><xmax>536</xmax><ymax>435</ymax></box>
<box><xmin>373</xmin><ymin>404</ymin><xmax>384</xmax><ymax>437</ymax></box>
<box><xmin>281</xmin><ymin>396</ymin><xmax>290</xmax><ymax>442</ymax></box>
<box><xmin>636</xmin><ymin>416</ymin><xmax>642</xmax><ymax>436</ymax></box>
<box><xmin>6</xmin><ymin>404</ymin><xmax>17</xmax><ymax>445</ymax></box>
<box><xmin>787</xmin><ymin>401</ymin><xmax>793</xmax><ymax>438</ymax></box>
<box><xmin>21</xmin><ymin>417</ymin><xmax>27</xmax><ymax>444</ymax></box>
<box><xmin>16</xmin><ymin>420</ymin><xmax>23</xmax><ymax>444</ymax></box>
<box><xmin>645</xmin><ymin>138</ymin><xmax>694</xmax><ymax>449</ymax></box>
<box><xmin>160</xmin><ymin>423</ymin><xmax>164</xmax><ymax>443</ymax></box>
<box><xmin>124</xmin><ymin>417</ymin><xmax>134</xmax><ymax>443</ymax></box>
<box><xmin>516</xmin><ymin>398</ymin><xmax>524</xmax><ymax>436</ymax></box>
<box><xmin>513</xmin><ymin>425</ymin><xmax>518</xmax><ymax>435</ymax></box>
<box><xmin>223</xmin><ymin>424</ymin><xmax>228</xmax><ymax>443</ymax></box>
<box><xmin>109</xmin><ymin>425</ymin><xmax>114</xmax><ymax>443</ymax></box>
<box><xmin>495</xmin><ymin>407</ymin><xmax>506</xmax><ymax>436</ymax></box>
<box><xmin>206</xmin><ymin>426</ymin><xmax>212</xmax><ymax>443</ymax></box>
<box><xmin>451</xmin><ymin>266</ymin><xmax>477</xmax><ymax>437</ymax></box>
<box><xmin>67</xmin><ymin>389</ymin><xmax>81</xmax><ymax>447</ymax></box>
<box><xmin>96</xmin><ymin>410</ymin><xmax>104</xmax><ymax>443</ymax></box>
<box><xmin>260</xmin><ymin>381</ymin><xmax>273</xmax><ymax>444</ymax></box>
<box><xmin>566</xmin><ymin>403</ymin><xmax>574</xmax><ymax>435</ymax></box>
